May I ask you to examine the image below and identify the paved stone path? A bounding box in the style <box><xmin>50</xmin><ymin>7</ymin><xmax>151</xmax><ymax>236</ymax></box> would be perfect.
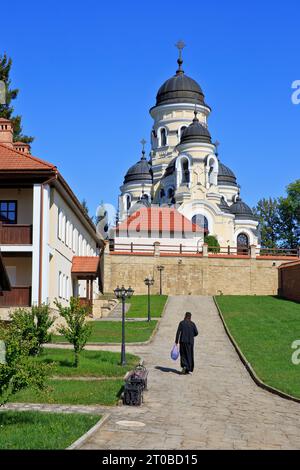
<box><xmin>78</xmin><ymin>296</ymin><xmax>300</xmax><ymax>450</ymax></box>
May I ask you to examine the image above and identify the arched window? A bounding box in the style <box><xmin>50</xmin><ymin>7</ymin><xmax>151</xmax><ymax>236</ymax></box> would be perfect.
<box><xmin>160</xmin><ymin>128</ymin><xmax>167</xmax><ymax>147</ymax></box>
<box><xmin>207</xmin><ymin>156</ymin><xmax>218</xmax><ymax>186</ymax></box>
<box><xmin>181</xmin><ymin>158</ymin><xmax>190</xmax><ymax>185</ymax></box>
<box><xmin>192</xmin><ymin>214</ymin><xmax>209</xmax><ymax>235</ymax></box>
<box><xmin>237</xmin><ymin>233</ymin><xmax>249</xmax><ymax>254</ymax></box>
<box><xmin>126</xmin><ymin>195</ymin><xmax>131</xmax><ymax>211</ymax></box>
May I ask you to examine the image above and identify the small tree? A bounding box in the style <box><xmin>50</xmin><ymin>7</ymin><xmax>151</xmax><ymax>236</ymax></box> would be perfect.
<box><xmin>9</xmin><ymin>304</ymin><xmax>55</xmax><ymax>356</ymax></box>
<box><xmin>205</xmin><ymin>235</ymin><xmax>220</xmax><ymax>253</ymax></box>
<box><xmin>0</xmin><ymin>324</ymin><xmax>50</xmax><ymax>406</ymax></box>
<box><xmin>54</xmin><ymin>297</ymin><xmax>92</xmax><ymax>367</ymax></box>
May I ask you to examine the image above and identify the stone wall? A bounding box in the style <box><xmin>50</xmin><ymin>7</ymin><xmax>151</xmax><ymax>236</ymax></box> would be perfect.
<box><xmin>279</xmin><ymin>262</ymin><xmax>300</xmax><ymax>302</ymax></box>
<box><xmin>103</xmin><ymin>251</ymin><xmax>287</xmax><ymax>296</ymax></box>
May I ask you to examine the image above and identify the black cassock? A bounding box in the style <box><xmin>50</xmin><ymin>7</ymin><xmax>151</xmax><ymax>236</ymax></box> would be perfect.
<box><xmin>175</xmin><ymin>320</ymin><xmax>198</xmax><ymax>372</ymax></box>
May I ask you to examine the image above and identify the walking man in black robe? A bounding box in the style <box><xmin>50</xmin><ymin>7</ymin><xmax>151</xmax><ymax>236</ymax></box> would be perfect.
<box><xmin>175</xmin><ymin>312</ymin><xmax>198</xmax><ymax>374</ymax></box>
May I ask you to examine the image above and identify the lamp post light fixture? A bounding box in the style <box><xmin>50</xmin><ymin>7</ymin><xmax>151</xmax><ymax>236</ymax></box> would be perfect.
<box><xmin>156</xmin><ymin>265</ymin><xmax>165</xmax><ymax>295</ymax></box>
<box><xmin>114</xmin><ymin>285</ymin><xmax>134</xmax><ymax>366</ymax></box>
<box><xmin>144</xmin><ymin>276</ymin><xmax>154</xmax><ymax>322</ymax></box>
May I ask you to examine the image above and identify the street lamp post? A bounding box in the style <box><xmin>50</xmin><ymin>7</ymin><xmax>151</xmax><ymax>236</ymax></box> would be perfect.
<box><xmin>144</xmin><ymin>276</ymin><xmax>154</xmax><ymax>322</ymax></box>
<box><xmin>156</xmin><ymin>265</ymin><xmax>165</xmax><ymax>295</ymax></box>
<box><xmin>114</xmin><ymin>285</ymin><xmax>134</xmax><ymax>366</ymax></box>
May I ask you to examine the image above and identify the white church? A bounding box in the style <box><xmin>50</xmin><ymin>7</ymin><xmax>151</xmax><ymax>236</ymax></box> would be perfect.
<box><xmin>115</xmin><ymin>43</ymin><xmax>259</xmax><ymax>254</ymax></box>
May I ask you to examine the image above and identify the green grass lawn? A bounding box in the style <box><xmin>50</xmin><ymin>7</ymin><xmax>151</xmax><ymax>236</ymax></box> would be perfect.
<box><xmin>9</xmin><ymin>379</ymin><xmax>124</xmax><ymax>406</ymax></box>
<box><xmin>216</xmin><ymin>295</ymin><xmax>300</xmax><ymax>398</ymax></box>
<box><xmin>0</xmin><ymin>411</ymin><xmax>99</xmax><ymax>449</ymax></box>
<box><xmin>126</xmin><ymin>295</ymin><xmax>167</xmax><ymax>318</ymax></box>
<box><xmin>37</xmin><ymin>348</ymin><xmax>139</xmax><ymax>377</ymax></box>
<box><xmin>52</xmin><ymin>320</ymin><xmax>157</xmax><ymax>343</ymax></box>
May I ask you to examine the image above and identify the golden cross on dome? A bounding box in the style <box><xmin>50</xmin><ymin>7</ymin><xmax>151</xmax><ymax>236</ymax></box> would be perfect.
<box><xmin>140</xmin><ymin>138</ymin><xmax>146</xmax><ymax>151</ymax></box>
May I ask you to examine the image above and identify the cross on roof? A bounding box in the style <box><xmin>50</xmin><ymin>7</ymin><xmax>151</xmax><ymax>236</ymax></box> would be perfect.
<box><xmin>175</xmin><ymin>40</ymin><xmax>186</xmax><ymax>53</ymax></box>
<box><xmin>140</xmin><ymin>138</ymin><xmax>146</xmax><ymax>151</ymax></box>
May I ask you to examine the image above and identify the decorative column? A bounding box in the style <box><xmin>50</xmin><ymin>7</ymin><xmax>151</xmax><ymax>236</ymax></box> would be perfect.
<box><xmin>250</xmin><ymin>245</ymin><xmax>257</xmax><ymax>259</ymax></box>
<box><xmin>31</xmin><ymin>184</ymin><xmax>41</xmax><ymax>305</ymax></box>
<box><xmin>41</xmin><ymin>185</ymin><xmax>50</xmax><ymax>304</ymax></box>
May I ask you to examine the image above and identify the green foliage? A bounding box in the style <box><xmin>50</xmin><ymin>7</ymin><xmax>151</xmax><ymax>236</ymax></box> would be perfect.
<box><xmin>253</xmin><ymin>198</ymin><xmax>280</xmax><ymax>248</ymax></box>
<box><xmin>278</xmin><ymin>179</ymin><xmax>300</xmax><ymax>249</ymax></box>
<box><xmin>0</xmin><ymin>322</ymin><xmax>50</xmax><ymax>406</ymax></box>
<box><xmin>8</xmin><ymin>305</ymin><xmax>55</xmax><ymax>356</ymax></box>
<box><xmin>254</xmin><ymin>180</ymin><xmax>300</xmax><ymax>249</ymax></box>
<box><xmin>0</xmin><ymin>53</ymin><xmax>34</xmax><ymax>143</ymax></box>
<box><xmin>0</xmin><ymin>411</ymin><xmax>99</xmax><ymax>450</ymax></box>
<box><xmin>216</xmin><ymin>296</ymin><xmax>300</xmax><ymax>398</ymax></box>
<box><xmin>52</xmin><ymin>319</ymin><xmax>157</xmax><ymax>344</ymax></box>
<box><xmin>125</xmin><ymin>295</ymin><xmax>167</xmax><ymax>318</ymax></box>
<box><xmin>36</xmin><ymin>348</ymin><xmax>139</xmax><ymax>377</ymax></box>
<box><xmin>54</xmin><ymin>297</ymin><xmax>92</xmax><ymax>367</ymax></box>
<box><xmin>81</xmin><ymin>199</ymin><xmax>89</xmax><ymax>215</ymax></box>
<box><xmin>204</xmin><ymin>235</ymin><xmax>220</xmax><ymax>253</ymax></box>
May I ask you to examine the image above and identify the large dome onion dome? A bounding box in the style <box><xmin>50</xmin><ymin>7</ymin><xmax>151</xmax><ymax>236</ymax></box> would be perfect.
<box><xmin>155</xmin><ymin>51</ymin><xmax>209</xmax><ymax>108</ymax></box>
<box><xmin>156</xmin><ymin>74</ymin><xmax>206</xmax><ymax>107</ymax></box>
<box><xmin>180</xmin><ymin>111</ymin><xmax>211</xmax><ymax>144</ymax></box>
<box><xmin>229</xmin><ymin>197</ymin><xmax>257</xmax><ymax>220</ymax></box>
<box><xmin>218</xmin><ymin>162</ymin><xmax>238</xmax><ymax>187</ymax></box>
<box><xmin>124</xmin><ymin>151</ymin><xmax>153</xmax><ymax>185</ymax></box>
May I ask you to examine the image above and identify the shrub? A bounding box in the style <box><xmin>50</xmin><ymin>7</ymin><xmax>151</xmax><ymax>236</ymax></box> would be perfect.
<box><xmin>54</xmin><ymin>297</ymin><xmax>92</xmax><ymax>367</ymax></box>
<box><xmin>0</xmin><ymin>324</ymin><xmax>50</xmax><ymax>406</ymax></box>
<box><xmin>204</xmin><ymin>235</ymin><xmax>221</xmax><ymax>253</ymax></box>
<box><xmin>9</xmin><ymin>305</ymin><xmax>55</xmax><ymax>356</ymax></box>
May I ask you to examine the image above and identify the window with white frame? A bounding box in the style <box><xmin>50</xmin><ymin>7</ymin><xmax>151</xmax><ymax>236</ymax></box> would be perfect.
<box><xmin>66</xmin><ymin>220</ymin><xmax>70</xmax><ymax>246</ymax></box>
<box><xmin>69</xmin><ymin>223</ymin><xmax>73</xmax><ymax>250</ymax></box>
<box><xmin>78</xmin><ymin>234</ymin><xmax>82</xmax><ymax>256</ymax></box>
<box><xmin>62</xmin><ymin>274</ymin><xmax>66</xmax><ymax>299</ymax></box>
<box><xmin>66</xmin><ymin>276</ymin><xmax>69</xmax><ymax>300</ymax></box>
<box><xmin>58</xmin><ymin>210</ymin><xmax>63</xmax><ymax>240</ymax></box>
<box><xmin>58</xmin><ymin>271</ymin><xmax>63</xmax><ymax>298</ymax></box>
<box><xmin>62</xmin><ymin>214</ymin><xmax>66</xmax><ymax>243</ymax></box>
<box><xmin>72</xmin><ymin>227</ymin><xmax>77</xmax><ymax>253</ymax></box>
<box><xmin>82</xmin><ymin>239</ymin><xmax>87</xmax><ymax>256</ymax></box>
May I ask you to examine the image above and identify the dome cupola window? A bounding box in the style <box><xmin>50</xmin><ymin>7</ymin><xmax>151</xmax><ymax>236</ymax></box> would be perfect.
<box><xmin>159</xmin><ymin>128</ymin><xmax>167</xmax><ymax>147</ymax></box>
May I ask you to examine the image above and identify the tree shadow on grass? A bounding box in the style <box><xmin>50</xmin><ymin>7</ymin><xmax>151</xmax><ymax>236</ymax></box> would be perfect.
<box><xmin>0</xmin><ymin>412</ymin><xmax>36</xmax><ymax>426</ymax></box>
<box><xmin>155</xmin><ymin>366</ymin><xmax>182</xmax><ymax>375</ymax></box>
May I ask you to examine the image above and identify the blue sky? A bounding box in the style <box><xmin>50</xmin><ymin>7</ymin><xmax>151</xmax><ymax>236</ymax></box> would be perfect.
<box><xmin>1</xmin><ymin>0</ymin><xmax>299</xmax><ymax>217</ymax></box>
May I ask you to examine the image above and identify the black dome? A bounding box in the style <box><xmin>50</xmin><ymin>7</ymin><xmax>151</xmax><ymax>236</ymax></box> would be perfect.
<box><xmin>180</xmin><ymin>112</ymin><xmax>211</xmax><ymax>144</ymax></box>
<box><xmin>124</xmin><ymin>154</ymin><xmax>152</xmax><ymax>185</ymax></box>
<box><xmin>230</xmin><ymin>198</ymin><xmax>257</xmax><ymax>220</ymax></box>
<box><xmin>156</xmin><ymin>73</ymin><xmax>206</xmax><ymax>106</ymax></box>
<box><xmin>218</xmin><ymin>163</ymin><xmax>238</xmax><ymax>187</ymax></box>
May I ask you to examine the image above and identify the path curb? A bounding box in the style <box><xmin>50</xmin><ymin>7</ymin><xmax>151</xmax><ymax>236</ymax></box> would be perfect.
<box><xmin>67</xmin><ymin>413</ymin><xmax>110</xmax><ymax>450</ymax></box>
<box><xmin>213</xmin><ymin>296</ymin><xmax>300</xmax><ymax>405</ymax></box>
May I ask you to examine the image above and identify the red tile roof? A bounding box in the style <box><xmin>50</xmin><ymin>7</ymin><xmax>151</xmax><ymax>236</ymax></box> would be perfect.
<box><xmin>71</xmin><ymin>256</ymin><xmax>100</xmax><ymax>275</ymax></box>
<box><xmin>117</xmin><ymin>207</ymin><xmax>203</xmax><ymax>234</ymax></box>
<box><xmin>278</xmin><ymin>260</ymin><xmax>300</xmax><ymax>269</ymax></box>
<box><xmin>0</xmin><ymin>143</ymin><xmax>56</xmax><ymax>171</ymax></box>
